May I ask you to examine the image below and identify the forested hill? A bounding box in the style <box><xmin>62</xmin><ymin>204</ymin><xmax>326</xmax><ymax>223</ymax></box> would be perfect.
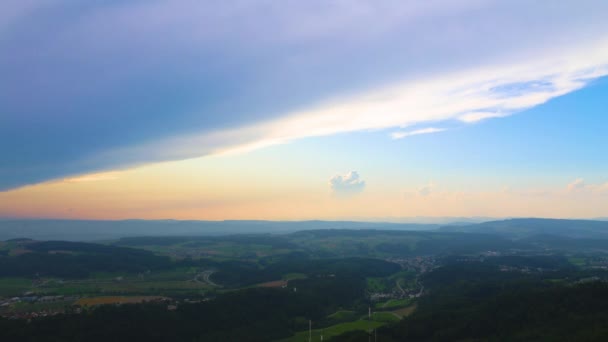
<box><xmin>331</xmin><ymin>257</ymin><xmax>608</xmax><ymax>342</ymax></box>
<box><xmin>0</xmin><ymin>240</ymin><xmax>172</xmax><ymax>278</ymax></box>
<box><xmin>440</xmin><ymin>218</ymin><xmax>608</xmax><ymax>239</ymax></box>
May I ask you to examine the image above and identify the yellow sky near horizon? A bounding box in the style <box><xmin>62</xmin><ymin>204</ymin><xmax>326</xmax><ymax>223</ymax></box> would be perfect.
<box><xmin>1</xmin><ymin>157</ymin><xmax>607</xmax><ymax>221</ymax></box>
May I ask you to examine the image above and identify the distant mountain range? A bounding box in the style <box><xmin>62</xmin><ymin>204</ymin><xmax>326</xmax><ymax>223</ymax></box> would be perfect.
<box><xmin>1</xmin><ymin>218</ymin><xmax>608</xmax><ymax>241</ymax></box>
<box><xmin>440</xmin><ymin>218</ymin><xmax>608</xmax><ymax>239</ymax></box>
<box><xmin>0</xmin><ymin>219</ymin><xmax>439</xmax><ymax>241</ymax></box>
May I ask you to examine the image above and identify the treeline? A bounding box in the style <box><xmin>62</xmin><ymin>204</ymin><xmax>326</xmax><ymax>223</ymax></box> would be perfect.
<box><xmin>375</xmin><ymin>232</ymin><xmax>517</xmax><ymax>257</ymax></box>
<box><xmin>292</xmin><ymin>229</ymin><xmax>522</xmax><ymax>257</ymax></box>
<box><xmin>0</xmin><ymin>241</ymin><xmax>172</xmax><ymax>278</ymax></box>
<box><xmin>115</xmin><ymin>234</ymin><xmax>297</xmax><ymax>249</ymax></box>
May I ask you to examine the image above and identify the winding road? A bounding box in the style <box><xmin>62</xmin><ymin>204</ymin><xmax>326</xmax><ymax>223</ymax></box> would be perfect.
<box><xmin>194</xmin><ymin>270</ymin><xmax>220</xmax><ymax>287</ymax></box>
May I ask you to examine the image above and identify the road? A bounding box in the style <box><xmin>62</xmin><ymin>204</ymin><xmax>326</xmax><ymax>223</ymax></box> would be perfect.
<box><xmin>194</xmin><ymin>270</ymin><xmax>220</xmax><ymax>287</ymax></box>
<box><xmin>396</xmin><ymin>279</ymin><xmax>405</xmax><ymax>296</ymax></box>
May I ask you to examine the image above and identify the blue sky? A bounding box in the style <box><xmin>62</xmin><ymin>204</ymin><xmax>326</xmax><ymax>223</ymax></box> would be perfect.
<box><xmin>218</xmin><ymin>75</ymin><xmax>608</xmax><ymax>191</ymax></box>
<box><xmin>0</xmin><ymin>1</ymin><xmax>607</xmax><ymax>219</ymax></box>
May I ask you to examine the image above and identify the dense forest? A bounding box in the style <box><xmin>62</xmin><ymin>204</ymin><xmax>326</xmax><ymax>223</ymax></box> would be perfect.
<box><xmin>331</xmin><ymin>257</ymin><xmax>608</xmax><ymax>341</ymax></box>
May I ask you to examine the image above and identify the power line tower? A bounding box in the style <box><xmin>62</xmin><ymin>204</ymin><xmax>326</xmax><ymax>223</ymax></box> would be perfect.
<box><xmin>368</xmin><ymin>305</ymin><xmax>372</xmax><ymax>342</ymax></box>
<box><xmin>308</xmin><ymin>319</ymin><xmax>311</xmax><ymax>342</ymax></box>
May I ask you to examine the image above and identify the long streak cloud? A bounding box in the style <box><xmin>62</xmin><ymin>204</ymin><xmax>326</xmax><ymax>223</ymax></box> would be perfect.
<box><xmin>1</xmin><ymin>0</ymin><xmax>608</xmax><ymax>190</ymax></box>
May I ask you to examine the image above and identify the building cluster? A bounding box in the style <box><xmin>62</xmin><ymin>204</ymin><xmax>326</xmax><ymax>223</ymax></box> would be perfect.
<box><xmin>0</xmin><ymin>295</ymin><xmax>81</xmax><ymax>320</ymax></box>
<box><xmin>585</xmin><ymin>256</ymin><xmax>608</xmax><ymax>269</ymax></box>
<box><xmin>0</xmin><ymin>294</ymin><xmax>215</xmax><ymax>320</ymax></box>
<box><xmin>368</xmin><ymin>256</ymin><xmax>436</xmax><ymax>303</ymax></box>
<box><xmin>388</xmin><ymin>256</ymin><xmax>437</xmax><ymax>274</ymax></box>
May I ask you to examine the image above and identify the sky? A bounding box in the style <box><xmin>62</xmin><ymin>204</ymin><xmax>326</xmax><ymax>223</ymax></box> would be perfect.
<box><xmin>1</xmin><ymin>0</ymin><xmax>607</xmax><ymax>221</ymax></box>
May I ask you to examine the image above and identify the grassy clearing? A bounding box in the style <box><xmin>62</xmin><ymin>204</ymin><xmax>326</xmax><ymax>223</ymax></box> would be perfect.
<box><xmin>375</xmin><ymin>298</ymin><xmax>412</xmax><ymax>310</ymax></box>
<box><xmin>279</xmin><ymin>320</ymin><xmax>384</xmax><ymax>342</ymax></box>
<box><xmin>568</xmin><ymin>257</ymin><xmax>586</xmax><ymax>266</ymax></box>
<box><xmin>0</xmin><ymin>278</ymin><xmax>32</xmax><ymax>296</ymax></box>
<box><xmin>372</xmin><ymin>311</ymin><xmax>400</xmax><ymax>323</ymax></box>
<box><xmin>366</xmin><ymin>277</ymin><xmax>389</xmax><ymax>292</ymax></box>
<box><xmin>90</xmin><ymin>268</ymin><xmax>195</xmax><ymax>281</ymax></box>
<box><xmin>257</xmin><ymin>280</ymin><xmax>287</xmax><ymax>288</ymax></box>
<box><xmin>392</xmin><ymin>304</ymin><xmax>417</xmax><ymax>318</ymax></box>
<box><xmin>328</xmin><ymin>310</ymin><xmax>357</xmax><ymax>320</ymax></box>
<box><xmin>283</xmin><ymin>273</ymin><xmax>307</xmax><ymax>281</ymax></box>
<box><xmin>280</xmin><ymin>310</ymin><xmax>397</xmax><ymax>342</ymax></box>
<box><xmin>13</xmin><ymin>268</ymin><xmax>211</xmax><ymax>297</ymax></box>
<box><xmin>6</xmin><ymin>300</ymin><xmax>75</xmax><ymax>313</ymax></box>
<box><xmin>76</xmin><ymin>296</ymin><xmax>166</xmax><ymax>306</ymax></box>
<box><xmin>32</xmin><ymin>278</ymin><xmax>211</xmax><ymax>296</ymax></box>
<box><xmin>98</xmin><ymin>280</ymin><xmax>210</xmax><ymax>292</ymax></box>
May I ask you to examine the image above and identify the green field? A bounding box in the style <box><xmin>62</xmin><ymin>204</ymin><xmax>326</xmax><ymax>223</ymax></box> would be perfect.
<box><xmin>289</xmin><ymin>234</ymin><xmax>423</xmax><ymax>257</ymax></box>
<box><xmin>375</xmin><ymin>298</ymin><xmax>412</xmax><ymax>310</ymax></box>
<box><xmin>391</xmin><ymin>304</ymin><xmax>417</xmax><ymax>318</ymax></box>
<box><xmin>4</xmin><ymin>300</ymin><xmax>75</xmax><ymax>314</ymax></box>
<box><xmin>278</xmin><ymin>320</ymin><xmax>384</xmax><ymax>342</ymax></box>
<box><xmin>32</xmin><ymin>279</ymin><xmax>212</xmax><ymax>296</ymax></box>
<box><xmin>0</xmin><ymin>278</ymin><xmax>33</xmax><ymax>296</ymax></box>
<box><xmin>568</xmin><ymin>257</ymin><xmax>586</xmax><ymax>266</ymax></box>
<box><xmin>371</xmin><ymin>311</ymin><xmax>400</xmax><ymax>323</ymax></box>
<box><xmin>328</xmin><ymin>310</ymin><xmax>357</xmax><ymax>320</ymax></box>
<box><xmin>282</xmin><ymin>273</ymin><xmax>307</xmax><ymax>281</ymax></box>
<box><xmin>278</xmin><ymin>308</ymin><xmax>400</xmax><ymax>342</ymax></box>
<box><xmin>366</xmin><ymin>277</ymin><xmax>389</xmax><ymax>292</ymax></box>
<box><xmin>137</xmin><ymin>241</ymin><xmax>294</xmax><ymax>260</ymax></box>
<box><xmin>1</xmin><ymin>268</ymin><xmax>214</xmax><ymax>297</ymax></box>
<box><xmin>326</xmin><ymin>310</ymin><xmax>359</xmax><ymax>325</ymax></box>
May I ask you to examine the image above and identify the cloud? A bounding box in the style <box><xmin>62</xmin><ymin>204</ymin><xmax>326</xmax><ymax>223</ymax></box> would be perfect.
<box><xmin>134</xmin><ymin>47</ymin><xmax>608</xmax><ymax>162</ymax></box>
<box><xmin>329</xmin><ymin>171</ymin><xmax>366</xmax><ymax>197</ymax></box>
<box><xmin>2</xmin><ymin>1</ymin><xmax>608</xmax><ymax>190</ymax></box>
<box><xmin>567</xmin><ymin>178</ymin><xmax>608</xmax><ymax>194</ymax></box>
<box><xmin>403</xmin><ymin>182</ymin><xmax>437</xmax><ymax>198</ymax></box>
<box><xmin>62</xmin><ymin>172</ymin><xmax>120</xmax><ymax>183</ymax></box>
<box><xmin>598</xmin><ymin>184</ymin><xmax>608</xmax><ymax>196</ymax></box>
<box><xmin>417</xmin><ymin>182</ymin><xmax>436</xmax><ymax>197</ymax></box>
<box><xmin>458</xmin><ymin>111</ymin><xmax>508</xmax><ymax>123</ymax></box>
<box><xmin>391</xmin><ymin>127</ymin><xmax>446</xmax><ymax>139</ymax></box>
<box><xmin>567</xmin><ymin>178</ymin><xmax>587</xmax><ymax>192</ymax></box>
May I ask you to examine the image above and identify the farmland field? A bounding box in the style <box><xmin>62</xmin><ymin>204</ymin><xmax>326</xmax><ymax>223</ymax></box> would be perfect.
<box><xmin>372</xmin><ymin>311</ymin><xmax>400</xmax><ymax>323</ymax></box>
<box><xmin>277</xmin><ymin>319</ymin><xmax>384</xmax><ymax>342</ymax></box>
<box><xmin>391</xmin><ymin>304</ymin><xmax>417</xmax><ymax>318</ymax></box>
<box><xmin>257</xmin><ymin>280</ymin><xmax>288</xmax><ymax>288</ymax></box>
<box><xmin>0</xmin><ymin>278</ymin><xmax>32</xmax><ymax>296</ymax></box>
<box><xmin>375</xmin><ymin>298</ymin><xmax>412</xmax><ymax>310</ymax></box>
<box><xmin>75</xmin><ymin>296</ymin><xmax>167</xmax><ymax>306</ymax></box>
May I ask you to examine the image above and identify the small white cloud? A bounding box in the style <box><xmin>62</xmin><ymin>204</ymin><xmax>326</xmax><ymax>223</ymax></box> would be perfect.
<box><xmin>417</xmin><ymin>182</ymin><xmax>436</xmax><ymax>196</ymax></box>
<box><xmin>567</xmin><ymin>178</ymin><xmax>587</xmax><ymax>192</ymax></box>
<box><xmin>329</xmin><ymin>171</ymin><xmax>365</xmax><ymax>197</ymax></box>
<box><xmin>567</xmin><ymin>178</ymin><xmax>608</xmax><ymax>194</ymax></box>
<box><xmin>391</xmin><ymin>127</ymin><xmax>446</xmax><ymax>140</ymax></box>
